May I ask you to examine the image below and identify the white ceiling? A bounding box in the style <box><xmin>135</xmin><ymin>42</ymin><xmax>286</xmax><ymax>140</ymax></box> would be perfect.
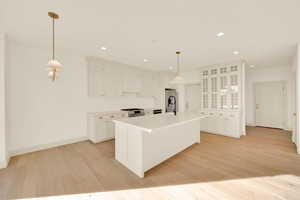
<box><xmin>2</xmin><ymin>0</ymin><xmax>300</xmax><ymax>70</ymax></box>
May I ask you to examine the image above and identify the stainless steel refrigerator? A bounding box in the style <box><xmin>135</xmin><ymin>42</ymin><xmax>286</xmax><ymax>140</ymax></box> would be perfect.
<box><xmin>165</xmin><ymin>88</ymin><xmax>178</xmax><ymax>114</ymax></box>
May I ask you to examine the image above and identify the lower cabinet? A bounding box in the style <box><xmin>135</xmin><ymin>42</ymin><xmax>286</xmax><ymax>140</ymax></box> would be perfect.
<box><xmin>200</xmin><ymin>111</ymin><xmax>240</xmax><ymax>138</ymax></box>
<box><xmin>106</xmin><ymin>120</ymin><xmax>115</xmax><ymax>138</ymax></box>
<box><xmin>88</xmin><ymin>112</ymin><xmax>128</xmax><ymax>143</ymax></box>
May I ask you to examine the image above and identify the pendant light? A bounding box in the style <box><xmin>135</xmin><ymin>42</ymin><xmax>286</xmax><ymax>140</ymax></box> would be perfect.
<box><xmin>170</xmin><ymin>51</ymin><xmax>184</xmax><ymax>84</ymax></box>
<box><xmin>47</xmin><ymin>12</ymin><xmax>62</xmax><ymax>82</ymax></box>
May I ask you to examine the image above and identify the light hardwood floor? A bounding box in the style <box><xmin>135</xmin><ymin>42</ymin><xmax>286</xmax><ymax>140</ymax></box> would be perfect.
<box><xmin>0</xmin><ymin>127</ymin><xmax>300</xmax><ymax>199</ymax></box>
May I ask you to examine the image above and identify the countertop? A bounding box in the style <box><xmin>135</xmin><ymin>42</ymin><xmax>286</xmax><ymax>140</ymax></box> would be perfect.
<box><xmin>113</xmin><ymin>111</ymin><xmax>208</xmax><ymax>132</ymax></box>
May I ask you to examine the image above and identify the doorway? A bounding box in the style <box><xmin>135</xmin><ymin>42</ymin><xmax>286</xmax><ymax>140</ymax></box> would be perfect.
<box><xmin>255</xmin><ymin>81</ymin><xmax>286</xmax><ymax>129</ymax></box>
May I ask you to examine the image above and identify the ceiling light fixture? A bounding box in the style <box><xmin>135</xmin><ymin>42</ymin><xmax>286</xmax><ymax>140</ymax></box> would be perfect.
<box><xmin>233</xmin><ymin>51</ymin><xmax>240</xmax><ymax>55</ymax></box>
<box><xmin>169</xmin><ymin>66</ymin><xmax>173</xmax><ymax>70</ymax></box>
<box><xmin>143</xmin><ymin>59</ymin><xmax>148</xmax><ymax>62</ymax></box>
<box><xmin>170</xmin><ymin>51</ymin><xmax>184</xmax><ymax>84</ymax></box>
<box><xmin>217</xmin><ymin>32</ymin><xmax>224</xmax><ymax>37</ymax></box>
<box><xmin>47</xmin><ymin>12</ymin><xmax>62</xmax><ymax>82</ymax></box>
<box><xmin>101</xmin><ymin>46</ymin><xmax>107</xmax><ymax>50</ymax></box>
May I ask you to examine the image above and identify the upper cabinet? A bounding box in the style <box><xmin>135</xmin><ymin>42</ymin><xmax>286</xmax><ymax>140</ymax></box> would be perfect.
<box><xmin>200</xmin><ymin>63</ymin><xmax>243</xmax><ymax>111</ymax></box>
<box><xmin>87</xmin><ymin>57</ymin><xmax>162</xmax><ymax>98</ymax></box>
<box><xmin>139</xmin><ymin>72</ymin><xmax>156</xmax><ymax>97</ymax></box>
<box><xmin>122</xmin><ymin>68</ymin><xmax>142</xmax><ymax>93</ymax></box>
<box><xmin>103</xmin><ymin>63</ymin><xmax>123</xmax><ymax>97</ymax></box>
<box><xmin>87</xmin><ymin>62</ymin><xmax>106</xmax><ymax>97</ymax></box>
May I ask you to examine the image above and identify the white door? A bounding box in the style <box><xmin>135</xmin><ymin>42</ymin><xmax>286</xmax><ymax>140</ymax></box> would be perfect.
<box><xmin>255</xmin><ymin>81</ymin><xmax>285</xmax><ymax>129</ymax></box>
<box><xmin>185</xmin><ymin>84</ymin><xmax>201</xmax><ymax>111</ymax></box>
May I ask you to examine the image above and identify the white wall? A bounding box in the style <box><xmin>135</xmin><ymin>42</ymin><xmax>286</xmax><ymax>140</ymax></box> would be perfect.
<box><xmin>295</xmin><ymin>43</ymin><xmax>300</xmax><ymax>153</ymax></box>
<box><xmin>245</xmin><ymin>66</ymin><xmax>294</xmax><ymax>130</ymax></box>
<box><xmin>0</xmin><ymin>33</ymin><xmax>8</xmax><ymax>168</ymax></box>
<box><xmin>6</xmin><ymin>40</ymin><xmax>156</xmax><ymax>155</ymax></box>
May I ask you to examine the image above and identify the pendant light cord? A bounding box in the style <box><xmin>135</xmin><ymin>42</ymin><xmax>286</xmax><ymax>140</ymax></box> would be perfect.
<box><xmin>52</xmin><ymin>18</ymin><xmax>55</xmax><ymax>60</ymax></box>
<box><xmin>176</xmin><ymin>51</ymin><xmax>180</xmax><ymax>75</ymax></box>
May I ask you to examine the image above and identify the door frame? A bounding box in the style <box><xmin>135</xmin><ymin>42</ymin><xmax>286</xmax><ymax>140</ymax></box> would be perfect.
<box><xmin>253</xmin><ymin>80</ymin><xmax>287</xmax><ymax>129</ymax></box>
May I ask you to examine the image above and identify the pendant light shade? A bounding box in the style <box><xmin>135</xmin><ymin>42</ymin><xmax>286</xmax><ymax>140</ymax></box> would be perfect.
<box><xmin>170</xmin><ymin>51</ymin><xmax>184</xmax><ymax>84</ymax></box>
<box><xmin>47</xmin><ymin>12</ymin><xmax>62</xmax><ymax>82</ymax></box>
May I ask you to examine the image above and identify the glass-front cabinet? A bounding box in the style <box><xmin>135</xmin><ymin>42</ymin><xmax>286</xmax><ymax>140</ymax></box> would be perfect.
<box><xmin>200</xmin><ymin>64</ymin><xmax>241</xmax><ymax>111</ymax></box>
<box><xmin>201</xmin><ymin>70</ymin><xmax>209</xmax><ymax>109</ymax></box>
<box><xmin>199</xmin><ymin>62</ymin><xmax>244</xmax><ymax>139</ymax></box>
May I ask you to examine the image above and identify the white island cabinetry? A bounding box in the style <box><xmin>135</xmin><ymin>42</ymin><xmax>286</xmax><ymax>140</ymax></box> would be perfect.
<box><xmin>114</xmin><ymin>112</ymin><xmax>207</xmax><ymax>178</ymax></box>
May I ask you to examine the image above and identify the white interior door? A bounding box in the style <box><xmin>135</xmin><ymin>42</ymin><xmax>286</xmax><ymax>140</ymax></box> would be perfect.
<box><xmin>255</xmin><ymin>81</ymin><xmax>285</xmax><ymax>129</ymax></box>
<box><xmin>185</xmin><ymin>84</ymin><xmax>201</xmax><ymax>111</ymax></box>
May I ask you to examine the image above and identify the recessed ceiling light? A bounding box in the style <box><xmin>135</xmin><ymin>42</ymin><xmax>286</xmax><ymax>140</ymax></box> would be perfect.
<box><xmin>143</xmin><ymin>59</ymin><xmax>148</xmax><ymax>62</ymax></box>
<box><xmin>233</xmin><ymin>51</ymin><xmax>240</xmax><ymax>55</ymax></box>
<box><xmin>101</xmin><ymin>46</ymin><xmax>107</xmax><ymax>50</ymax></box>
<box><xmin>169</xmin><ymin>66</ymin><xmax>173</xmax><ymax>70</ymax></box>
<box><xmin>217</xmin><ymin>32</ymin><xmax>224</xmax><ymax>37</ymax></box>
<box><xmin>250</xmin><ymin>65</ymin><xmax>255</xmax><ymax>68</ymax></box>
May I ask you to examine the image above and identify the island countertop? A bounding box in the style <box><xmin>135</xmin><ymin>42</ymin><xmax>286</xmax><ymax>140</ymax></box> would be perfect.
<box><xmin>113</xmin><ymin>111</ymin><xmax>208</xmax><ymax>133</ymax></box>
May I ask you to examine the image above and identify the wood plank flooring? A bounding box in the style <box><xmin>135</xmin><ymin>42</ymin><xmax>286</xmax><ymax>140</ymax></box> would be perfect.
<box><xmin>0</xmin><ymin>127</ymin><xmax>300</xmax><ymax>199</ymax></box>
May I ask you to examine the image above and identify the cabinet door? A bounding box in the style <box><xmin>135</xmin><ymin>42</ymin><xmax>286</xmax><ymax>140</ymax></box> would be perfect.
<box><xmin>224</xmin><ymin>113</ymin><xmax>239</xmax><ymax>137</ymax></box>
<box><xmin>88</xmin><ymin>65</ymin><xmax>106</xmax><ymax>97</ymax></box>
<box><xmin>211</xmin><ymin>76</ymin><xmax>218</xmax><ymax>109</ymax></box>
<box><xmin>202</xmin><ymin>77</ymin><xmax>209</xmax><ymax>109</ymax></box>
<box><xmin>106</xmin><ymin>121</ymin><xmax>115</xmax><ymax>138</ymax></box>
<box><xmin>139</xmin><ymin>72</ymin><xmax>155</xmax><ymax>97</ymax></box>
<box><xmin>229</xmin><ymin>74</ymin><xmax>239</xmax><ymax>110</ymax></box>
<box><xmin>104</xmin><ymin>64</ymin><xmax>122</xmax><ymax>96</ymax></box>
<box><xmin>206</xmin><ymin>112</ymin><xmax>216</xmax><ymax>133</ymax></box>
<box><xmin>95</xmin><ymin>119</ymin><xmax>107</xmax><ymax>142</ymax></box>
<box><xmin>216</xmin><ymin>113</ymin><xmax>225</xmax><ymax>135</ymax></box>
<box><xmin>123</xmin><ymin>68</ymin><xmax>142</xmax><ymax>93</ymax></box>
<box><xmin>220</xmin><ymin>75</ymin><xmax>228</xmax><ymax>109</ymax></box>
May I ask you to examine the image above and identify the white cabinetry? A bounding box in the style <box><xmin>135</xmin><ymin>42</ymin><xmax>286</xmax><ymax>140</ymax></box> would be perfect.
<box><xmin>88</xmin><ymin>64</ymin><xmax>106</xmax><ymax>97</ymax></box>
<box><xmin>104</xmin><ymin>64</ymin><xmax>123</xmax><ymax>96</ymax></box>
<box><xmin>123</xmin><ymin>68</ymin><xmax>142</xmax><ymax>93</ymax></box>
<box><xmin>87</xmin><ymin>57</ymin><xmax>163</xmax><ymax>98</ymax></box>
<box><xmin>88</xmin><ymin>112</ymin><xmax>128</xmax><ymax>143</ymax></box>
<box><xmin>139</xmin><ymin>72</ymin><xmax>157</xmax><ymax>97</ymax></box>
<box><xmin>199</xmin><ymin>63</ymin><xmax>245</xmax><ymax>138</ymax></box>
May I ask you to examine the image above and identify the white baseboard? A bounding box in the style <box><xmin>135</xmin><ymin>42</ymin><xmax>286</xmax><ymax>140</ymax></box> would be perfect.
<box><xmin>0</xmin><ymin>157</ymin><xmax>9</xmax><ymax>169</ymax></box>
<box><xmin>246</xmin><ymin>123</ymin><xmax>255</xmax><ymax>127</ymax></box>
<box><xmin>9</xmin><ymin>136</ymin><xmax>88</xmax><ymax>157</ymax></box>
<box><xmin>0</xmin><ymin>161</ymin><xmax>6</xmax><ymax>169</ymax></box>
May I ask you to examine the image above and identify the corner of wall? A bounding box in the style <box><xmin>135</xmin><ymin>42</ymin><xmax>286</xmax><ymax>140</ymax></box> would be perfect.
<box><xmin>0</xmin><ymin>156</ymin><xmax>9</xmax><ymax>169</ymax></box>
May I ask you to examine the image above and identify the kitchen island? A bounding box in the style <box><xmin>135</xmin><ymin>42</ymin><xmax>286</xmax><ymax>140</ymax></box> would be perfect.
<box><xmin>113</xmin><ymin>111</ymin><xmax>207</xmax><ymax>178</ymax></box>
